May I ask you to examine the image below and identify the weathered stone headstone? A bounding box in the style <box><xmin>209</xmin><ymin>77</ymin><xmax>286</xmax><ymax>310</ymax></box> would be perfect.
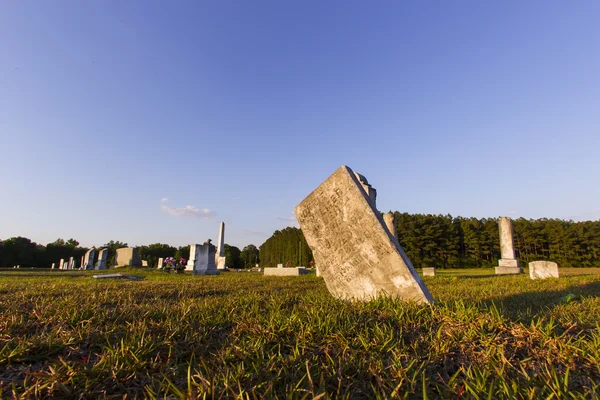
<box><xmin>95</xmin><ymin>249</ymin><xmax>108</xmax><ymax>270</ymax></box>
<box><xmin>529</xmin><ymin>261</ymin><xmax>559</xmax><ymax>279</ymax></box>
<box><xmin>422</xmin><ymin>267</ymin><xmax>436</xmax><ymax>277</ymax></box>
<box><xmin>316</xmin><ymin>266</ymin><xmax>321</xmax><ymax>277</ymax></box>
<box><xmin>215</xmin><ymin>222</ymin><xmax>227</xmax><ymax>269</ymax></box>
<box><xmin>157</xmin><ymin>257</ymin><xmax>164</xmax><ymax>269</ymax></box>
<box><xmin>83</xmin><ymin>249</ymin><xmax>96</xmax><ymax>270</ymax></box>
<box><xmin>186</xmin><ymin>243</ymin><xmax>219</xmax><ymax>275</ymax></box>
<box><xmin>115</xmin><ymin>247</ymin><xmax>142</xmax><ymax>267</ymax></box>
<box><xmin>277</xmin><ymin>263</ymin><xmax>284</xmax><ymax>268</ymax></box>
<box><xmin>59</xmin><ymin>259</ymin><xmax>64</xmax><ymax>270</ymax></box>
<box><xmin>142</xmin><ymin>260</ymin><xmax>148</xmax><ymax>267</ymax></box>
<box><xmin>51</xmin><ymin>263</ymin><xmax>55</xmax><ymax>269</ymax></box>
<box><xmin>264</xmin><ymin>267</ymin><xmax>310</xmax><ymax>276</ymax></box>
<box><xmin>80</xmin><ymin>255</ymin><xmax>85</xmax><ymax>270</ymax></box>
<box><xmin>63</xmin><ymin>262</ymin><xmax>68</xmax><ymax>269</ymax></box>
<box><xmin>68</xmin><ymin>257</ymin><xmax>75</xmax><ymax>270</ymax></box>
<box><xmin>295</xmin><ymin>165</ymin><xmax>433</xmax><ymax>303</ymax></box>
<box><xmin>495</xmin><ymin>217</ymin><xmax>523</xmax><ymax>274</ymax></box>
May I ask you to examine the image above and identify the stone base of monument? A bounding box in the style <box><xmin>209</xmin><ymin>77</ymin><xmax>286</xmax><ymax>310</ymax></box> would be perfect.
<box><xmin>422</xmin><ymin>267</ymin><xmax>436</xmax><ymax>277</ymax></box>
<box><xmin>495</xmin><ymin>258</ymin><xmax>522</xmax><ymax>274</ymax></box>
<box><xmin>495</xmin><ymin>266</ymin><xmax>523</xmax><ymax>274</ymax></box>
<box><xmin>529</xmin><ymin>261</ymin><xmax>559</xmax><ymax>279</ymax></box>
<box><xmin>264</xmin><ymin>267</ymin><xmax>310</xmax><ymax>276</ymax></box>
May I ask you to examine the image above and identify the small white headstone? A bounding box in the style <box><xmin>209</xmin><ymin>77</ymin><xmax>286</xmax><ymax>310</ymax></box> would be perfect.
<box><xmin>277</xmin><ymin>263</ymin><xmax>284</xmax><ymax>268</ymax></box>
<box><xmin>157</xmin><ymin>257</ymin><xmax>164</xmax><ymax>269</ymax></box>
<box><xmin>529</xmin><ymin>261</ymin><xmax>559</xmax><ymax>279</ymax></box>
<box><xmin>422</xmin><ymin>267</ymin><xmax>436</xmax><ymax>277</ymax></box>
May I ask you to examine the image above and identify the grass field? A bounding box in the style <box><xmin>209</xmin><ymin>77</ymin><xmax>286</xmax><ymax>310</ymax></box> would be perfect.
<box><xmin>1</xmin><ymin>267</ymin><xmax>600</xmax><ymax>398</ymax></box>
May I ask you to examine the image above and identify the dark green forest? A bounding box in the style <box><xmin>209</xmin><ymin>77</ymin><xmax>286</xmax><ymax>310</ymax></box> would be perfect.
<box><xmin>2</xmin><ymin>214</ymin><xmax>599</xmax><ymax>269</ymax></box>
<box><xmin>258</xmin><ymin>214</ymin><xmax>600</xmax><ymax>268</ymax></box>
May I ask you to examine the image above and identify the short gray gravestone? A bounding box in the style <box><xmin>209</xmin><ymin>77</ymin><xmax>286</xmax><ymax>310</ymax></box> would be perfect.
<box><xmin>264</xmin><ymin>267</ymin><xmax>310</xmax><ymax>276</ymax></box>
<box><xmin>422</xmin><ymin>267</ymin><xmax>436</xmax><ymax>277</ymax></box>
<box><xmin>277</xmin><ymin>263</ymin><xmax>284</xmax><ymax>268</ymax></box>
<box><xmin>115</xmin><ymin>247</ymin><xmax>142</xmax><ymax>267</ymax></box>
<box><xmin>186</xmin><ymin>243</ymin><xmax>219</xmax><ymax>275</ymax></box>
<box><xmin>295</xmin><ymin>165</ymin><xmax>433</xmax><ymax>304</ymax></box>
<box><xmin>95</xmin><ymin>249</ymin><xmax>108</xmax><ymax>270</ymax></box>
<box><xmin>142</xmin><ymin>260</ymin><xmax>148</xmax><ymax>267</ymax></box>
<box><xmin>529</xmin><ymin>261</ymin><xmax>559</xmax><ymax>279</ymax></box>
<box><xmin>83</xmin><ymin>249</ymin><xmax>96</xmax><ymax>270</ymax></box>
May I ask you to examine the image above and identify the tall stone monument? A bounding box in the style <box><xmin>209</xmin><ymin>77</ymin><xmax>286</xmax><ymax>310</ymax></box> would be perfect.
<box><xmin>186</xmin><ymin>242</ymin><xmax>219</xmax><ymax>275</ymax></box>
<box><xmin>295</xmin><ymin>165</ymin><xmax>433</xmax><ymax>304</ymax></box>
<box><xmin>59</xmin><ymin>258</ymin><xmax>65</xmax><ymax>270</ymax></box>
<box><xmin>95</xmin><ymin>249</ymin><xmax>108</xmax><ymax>270</ymax></box>
<box><xmin>495</xmin><ymin>217</ymin><xmax>523</xmax><ymax>275</ymax></box>
<box><xmin>215</xmin><ymin>222</ymin><xmax>227</xmax><ymax>269</ymax></box>
<box><xmin>83</xmin><ymin>249</ymin><xmax>96</xmax><ymax>270</ymax></box>
<box><xmin>115</xmin><ymin>247</ymin><xmax>142</xmax><ymax>267</ymax></box>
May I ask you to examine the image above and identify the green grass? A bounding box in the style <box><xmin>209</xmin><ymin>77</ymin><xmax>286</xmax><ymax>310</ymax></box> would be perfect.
<box><xmin>1</xmin><ymin>268</ymin><xmax>600</xmax><ymax>398</ymax></box>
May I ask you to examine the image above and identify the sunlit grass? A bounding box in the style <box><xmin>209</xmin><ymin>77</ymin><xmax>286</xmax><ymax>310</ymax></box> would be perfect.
<box><xmin>1</xmin><ymin>268</ymin><xmax>599</xmax><ymax>398</ymax></box>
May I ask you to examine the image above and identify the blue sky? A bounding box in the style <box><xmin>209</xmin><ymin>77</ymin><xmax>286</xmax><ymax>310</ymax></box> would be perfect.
<box><xmin>1</xmin><ymin>1</ymin><xmax>599</xmax><ymax>249</ymax></box>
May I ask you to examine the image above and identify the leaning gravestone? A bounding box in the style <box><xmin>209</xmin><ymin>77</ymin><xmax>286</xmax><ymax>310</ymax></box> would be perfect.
<box><xmin>115</xmin><ymin>247</ymin><xmax>142</xmax><ymax>267</ymax></box>
<box><xmin>95</xmin><ymin>249</ymin><xmax>108</xmax><ymax>270</ymax></box>
<box><xmin>186</xmin><ymin>243</ymin><xmax>219</xmax><ymax>275</ymax></box>
<box><xmin>83</xmin><ymin>249</ymin><xmax>96</xmax><ymax>270</ymax></box>
<box><xmin>495</xmin><ymin>217</ymin><xmax>523</xmax><ymax>275</ymax></box>
<box><xmin>529</xmin><ymin>261</ymin><xmax>559</xmax><ymax>279</ymax></box>
<box><xmin>295</xmin><ymin>165</ymin><xmax>433</xmax><ymax>304</ymax></box>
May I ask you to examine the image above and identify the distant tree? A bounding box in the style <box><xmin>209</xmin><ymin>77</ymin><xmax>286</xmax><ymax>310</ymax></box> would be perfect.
<box><xmin>223</xmin><ymin>244</ymin><xmax>242</xmax><ymax>269</ymax></box>
<box><xmin>259</xmin><ymin>227</ymin><xmax>312</xmax><ymax>268</ymax></box>
<box><xmin>240</xmin><ymin>244</ymin><xmax>260</xmax><ymax>268</ymax></box>
<box><xmin>139</xmin><ymin>243</ymin><xmax>177</xmax><ymax>267</ymax></box>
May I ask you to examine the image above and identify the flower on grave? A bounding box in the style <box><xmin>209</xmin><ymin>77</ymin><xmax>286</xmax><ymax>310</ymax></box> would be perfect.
<box><xmin>179</xmin><ymin>257</ymin><xmax>187</xmax><ymax>266</ymax></box>
<box><xmin>309</xmin><ymin>260</ymin><xmax>314</xmax><ymax>267</ymax></box>
<box><xmin>285</xmin><ymin>261</ymin><xmax>292</xmax><ymax>268</ymax></box>
<box><xmin>164</xmin><ymin>257</ymin><xmax>177</xmax><ymax>267</ymax></box>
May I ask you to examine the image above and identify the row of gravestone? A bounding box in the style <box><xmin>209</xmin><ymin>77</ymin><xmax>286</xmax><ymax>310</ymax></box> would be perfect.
<box><xmin>293</xmin><ymin>165</ymin><xmax>563</xmax><ymax>304</ymax></box>
<box><xmin>52</xmin><ymin>222</ymin><xmax>228</xmax><ymax>274</ymax></box>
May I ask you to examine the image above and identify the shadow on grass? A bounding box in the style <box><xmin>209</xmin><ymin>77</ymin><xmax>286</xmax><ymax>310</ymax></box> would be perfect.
<box><xmin>483</xmin><ymin>279</ymin><xmax>600</xmax><ymax>322</ymax></box>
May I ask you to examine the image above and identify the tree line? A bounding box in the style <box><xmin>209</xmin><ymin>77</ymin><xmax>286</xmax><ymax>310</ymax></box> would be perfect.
<box><xmin>394</xmin><ymin>213</ymin><xmax>600</xmax><ymax>268</ymax></box>
<box><xmin>0</xmin><ymin>238</ymin><xmax>261</xmax><ymax>269</ymax></box>
<box><xmin>3</xmin><ymin>214</ymin><xmax>599</xmax><ymax>269</ymax></box>
<box><xmin>257</xmin><ymin>215</ymin><xmax>600</xmax><ymax>269</ymax></box>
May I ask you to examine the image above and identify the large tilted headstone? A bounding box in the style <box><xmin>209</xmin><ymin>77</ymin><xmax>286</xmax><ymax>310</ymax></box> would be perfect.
<box><xmin>115</xmin><ymin>247</ymin><xmax>142</xmax><ymax>267</ymax></box>
<box><xmin>495</xmin><ymin>217</ymin><xmax>523</xmax><ymax>275</ymax></box>
<box><xmin>83</xmin><ymin>249</ymin><xmax>96</xmax><ymax>270</ymax></box>
<box><xmin>96</xmin><ymin>249</ymin><xmax>108</xmax><ymax>270</ymax></box>
<box><xmin>529</xmin><ymin>261</ymin><xmax>559</xmax><ymax>279</ymax></box>
<box><xmin>295</xmin><ymin>165</ymin><xmax>433</xmax><ymax>303</ymax></box>
<box><xmin>186</xmin><ymin>243</ymin><xmax>219</xmax><ymax>275</ymax></box>
<box><xmin>215</xmin><ymin>222</ymin><xmax>227</xmax><ymax>269</ymax></box>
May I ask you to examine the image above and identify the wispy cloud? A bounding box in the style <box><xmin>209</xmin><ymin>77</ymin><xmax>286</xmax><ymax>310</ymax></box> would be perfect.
<box><xmin>160</xmin><ymin>199</ymin><xmax>215</xmax><ymax>218</ymax></box>
<box><xmin>275</xmin><ymin>214</ymin><xmax>299</xmax><ymax>227</ymax></box>
<box><xmin>231</xmin><ymin>196</ymin><xmax>241</xmax><ymax>201</ymax></box>
<box><xmin>275</xmin><ymin>216</ymin><xmax>297</xmax><ymax>222</ymax></box>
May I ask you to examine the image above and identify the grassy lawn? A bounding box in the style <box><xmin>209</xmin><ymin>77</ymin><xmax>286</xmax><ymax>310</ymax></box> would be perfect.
<box><xmin>1</xmin><ymin>268</ymin><xmax>599</xmax><ymax>398</ymax></box>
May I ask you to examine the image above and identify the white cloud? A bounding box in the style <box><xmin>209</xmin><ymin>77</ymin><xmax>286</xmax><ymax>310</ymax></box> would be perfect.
<box><xmin>275</xmin><ymin>214</ymin><xmax>299</xmax><ymax>227</ymax></box>
<box><xmin>160</xmin><ymin>199</ymin><xmax>215</xmax><ymax>218</ymax></box>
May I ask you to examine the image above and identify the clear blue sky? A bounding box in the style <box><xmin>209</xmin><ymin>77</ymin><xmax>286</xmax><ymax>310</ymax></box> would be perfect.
<box><xmin>1</xmin><ymin>1</ymin><xmax>599</xmax><ymax>249</ymax></box>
